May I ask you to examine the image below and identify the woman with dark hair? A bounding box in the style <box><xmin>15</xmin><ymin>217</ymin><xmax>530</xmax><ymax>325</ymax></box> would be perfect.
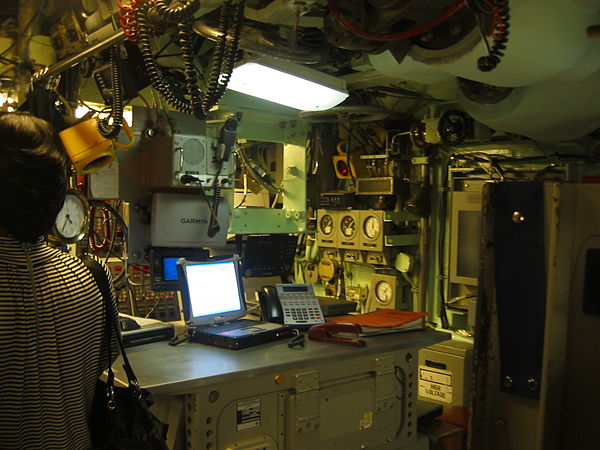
<box><xmin>0</xmin><ymin>112</ymin><xmax>118</xmax><ymax>449</ymax></box>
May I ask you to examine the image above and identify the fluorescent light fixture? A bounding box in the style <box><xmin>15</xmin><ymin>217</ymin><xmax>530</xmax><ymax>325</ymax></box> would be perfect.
<box><xmin>226</xmin><ymin>58</ymin><xmax>349</xmax><ymax>111</ymax></box>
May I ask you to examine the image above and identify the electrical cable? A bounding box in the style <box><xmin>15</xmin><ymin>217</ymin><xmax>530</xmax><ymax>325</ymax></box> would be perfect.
<box><xmin>103</xmin><ymin>201</ymin><xmax>123</xmax><ymax>266</ymax></box>
<box><xmin>144</xmin><ymin>296</ymin><xmax>162</xmax><ymax>318</ymax></box>
<box><xmin>96</xmin><ymin>44</ymin><xmax>125</xmax><ymax>139</ymax></box>
<box><xmin>136</xmin><ymin>0</ymin><xmax>197</xmax><ymax>114</ymax></box>
<box><xmin>438</xmin><ymin>162</ymin><xmax>451</xmax><ymax>329</ymax></box>
<box><xmin>135</xmin><ymin>0</ymin><xmax>244</xmax><ymax>118</ymax></box>
<box><xmin>179</xmin><ymin>174</ymin><xmax>223</xmax><ymax>227</ymax></box>
<box><xmin>207</xmin><ymin>184</ymin><xmax>221</xmax><ymax>238</ymax></box>
<box><xmin>200</xmin><ymin>0</ymin><xmax>244</xmax><ymax>113</ymax></box>
<box><xmin>89</xmin><ymin>199</ymin><xmax>129</xmax><ymax>237</ymax></box>
<box><xmin>118</xmin><ymin>0</ymin><xmax>142</xmax><ymax>42</ymax></box>
<box><xmin>178</xmin><ymin>15</ymin><xmax>204</xmax><ymax>118</ymax></box>
<box><xmin>236</xmin><ymin>145</ymin><xmax>282</xmax><ymax>194</ymax></box>
<box><xmin>327</xmin><ymin>0</ymin><xmax>466</xmax><ymax>42</ymax></box>
<box><xmin>287</xmin><ymin>330</ymin><xmax>305</xmax><ymax>348</ymax></box>
<box><xmin>88</xmin><ymin>206</ymin><xmax>112</xmax><ymax>252</ymax></box>
<box><xmin>476</xmin><ymin>0</ymin><xmax>510</xmax><ymax>72</ymax></box>
<box><xmin>235</xmin><ymin>171</ymin><xmax>249</xmax><ymax>208</ymax></box>
<box><xmin>153</xmin><ymin>0</ymin><xmax>200</xmax><ymax>22</ymax></box>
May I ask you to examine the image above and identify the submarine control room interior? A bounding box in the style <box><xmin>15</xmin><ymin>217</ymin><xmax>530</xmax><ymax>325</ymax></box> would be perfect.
<box><xmin>1</xmin><ymin>0</ymin><xmax>599</xmax><ymax>449</ymax></box>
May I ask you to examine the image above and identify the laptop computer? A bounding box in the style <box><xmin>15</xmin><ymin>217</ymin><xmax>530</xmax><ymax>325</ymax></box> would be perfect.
<box><xmin>177</xmin><ymin>257</ymin><xmax>293</xmax><ymax>350</ymax></box>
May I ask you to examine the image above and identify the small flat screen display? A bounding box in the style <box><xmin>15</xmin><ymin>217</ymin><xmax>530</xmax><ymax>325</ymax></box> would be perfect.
<box><xmin>163</xmin><ymin>257</ymin><xmax>180</xmax><ymax>281</ymax></box>
<box><xmin>282</xmin><ymin>285</ymin><xmax>308</xmax><ymax>293</ymax></box>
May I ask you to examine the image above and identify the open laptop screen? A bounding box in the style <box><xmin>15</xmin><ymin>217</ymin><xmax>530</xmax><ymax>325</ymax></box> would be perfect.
<box><xmin>177</xmin><ymin>258</ymin><xmax>246</xmax><ymax>326</ymax></box>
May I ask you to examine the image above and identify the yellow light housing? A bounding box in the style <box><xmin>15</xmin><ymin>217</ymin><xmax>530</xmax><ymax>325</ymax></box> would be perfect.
<box><xmin>59</xmin><ymin>118</ymin><xmax>115</xmax><ymax>175</ymax></box>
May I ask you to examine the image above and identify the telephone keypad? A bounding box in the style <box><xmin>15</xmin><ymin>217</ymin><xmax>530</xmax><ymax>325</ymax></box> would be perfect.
<box><xmin>277</xmin><ymin>289</ymin><xmax>324</xmax><ymax>325</ymax></box>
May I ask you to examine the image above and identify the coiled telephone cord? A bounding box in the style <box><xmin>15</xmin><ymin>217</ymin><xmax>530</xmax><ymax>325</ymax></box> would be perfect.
<box><xmin>476</xmin><ymin>0</ymin><xmax>510</xmax><ymax>72</ymax></box>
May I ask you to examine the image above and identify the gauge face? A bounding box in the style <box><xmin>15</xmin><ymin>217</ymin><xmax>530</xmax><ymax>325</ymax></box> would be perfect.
<box><xmin>363</xmin><ymin>215</ymin><xmax>380</xmax><ymax>239</ymax></box>
<box><xmin>340</xmin><ymin>215</ymin><xmax>356</xmax><ymax>238</ymax></box>
<box><xmin>320</xmin><ymin>214</ymin><xmax>334</xmax><ymax>236</ymax></box>
<box><xmin>54</xmin><ymin>191</ymin><xmax>89</xmax><ymax>242</ymax></box>
<box><xmin>375</xmin><ymin>280</ymin><xmax>393</xmax><ymax>305</ymax></box>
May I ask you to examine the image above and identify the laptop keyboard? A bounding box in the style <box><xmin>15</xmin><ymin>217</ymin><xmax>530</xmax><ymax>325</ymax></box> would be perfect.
<box><xmin>208</xmin><ymin>319</ymin><xmax>258</xmax><ymax>332</ymax></box>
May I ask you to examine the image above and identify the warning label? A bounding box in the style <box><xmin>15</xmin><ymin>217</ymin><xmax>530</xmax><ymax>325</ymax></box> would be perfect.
<box><xmin>359</xmin><ymin>411</ymin><xmax>373</xmax><ymax>430</ymax></box>
<box><xmin>418</xmin><ymin>366</ymin><xmax>453</xmax><ymax>404</ymax></box>
<box><xmin>236</xmin><ymin>399</ymin><xmax>261</xmax><ymax>431</ymax></box>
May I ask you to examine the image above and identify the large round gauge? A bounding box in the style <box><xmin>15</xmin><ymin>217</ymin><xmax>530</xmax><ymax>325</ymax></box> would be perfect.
<box><xmin>363</xmin><ymin>215</ymin><xmax>381</xmax><ymax>239</ymax></box>
<box><xmin>375</xmin><ymin>280</ymin><xmax>393</xmax><ymax>305</ymax></box>
<box><xmin>340</xmin><ymin>214</ymin><xmax>356</xmax><ymax>237</ymax></box>
<box><xmin>53</xmin><ymin>189</ymin><xmax>90</xmax><ymax>243</ymax></box>
<box><xmin>319</xmin><ymin>214</ymin><xmax>334</xmax><ymax>236</ymax></box>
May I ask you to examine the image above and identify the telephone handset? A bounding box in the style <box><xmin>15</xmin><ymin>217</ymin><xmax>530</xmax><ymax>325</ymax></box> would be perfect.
<box><xmin>207</xmin><ymin>118</ymin><xmax>238</xmax><ymax>237</ymax></box>
<box><xmin>257</xmin><ymin>284</ymin><xmax>325</xmax><ymax>327</ymax></box>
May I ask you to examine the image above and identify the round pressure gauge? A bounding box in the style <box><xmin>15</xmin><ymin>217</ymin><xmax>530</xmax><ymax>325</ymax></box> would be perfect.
<box><xmin>52</xmin><ymin>189</ymin><xmax>90</xmax><ymax>243</ymax></box>
<box><xmin>320</xmin><ymin>214</ymin><xmax>334</xmax><ymax>236</ymax></box>
<box><xmin>340</xmin><ymin>214</ymin><xmax>356</xmax><ymax>238</ymax></box>
<box><xmin>375</xmin><ymin>280</ymin><xmax>393</xmax><ymax>305</ymax></box>
<box><xmin>363</xmin><ymin>215</ymin><xmax>381</xmax><ymax>239</ymax></box>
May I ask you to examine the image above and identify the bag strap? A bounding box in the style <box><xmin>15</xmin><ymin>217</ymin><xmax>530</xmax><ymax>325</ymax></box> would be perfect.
<box><xmin>80</xmin><ymin>254</ymin><xmax>140</xmax><ymax>391</ymax></box>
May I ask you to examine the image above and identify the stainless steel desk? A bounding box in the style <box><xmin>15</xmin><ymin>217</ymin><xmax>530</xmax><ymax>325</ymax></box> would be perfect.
<box><xmin>116</xmin><ymin>329</ymin><xmax>450</xmax><ymax>450</ymax></box>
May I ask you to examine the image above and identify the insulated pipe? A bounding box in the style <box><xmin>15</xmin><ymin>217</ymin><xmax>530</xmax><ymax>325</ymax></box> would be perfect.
<box><xmin>418</xmin><ymin>216</ymin><xmax>429</xmax><ymax>312</ymax></box>
<box><xmin>417</xmin><ymin>163</ymin><xmax>430</xmax><ymax>312</ymax></box>
<box><xmin>15</xmin><ymin>0</ymin><xmax>42</xmax><ymax>64</ymax></box>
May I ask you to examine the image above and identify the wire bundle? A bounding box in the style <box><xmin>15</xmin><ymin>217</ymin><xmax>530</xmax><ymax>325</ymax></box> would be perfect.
<box><xmin>135</xmin><ymin>0</ymin><xmax>244</xmax><ymax>119</ymax></box>
<box><xmin>476</xmin><ymin>0</ymin><xmax>510</xmax><ymax>72</ymax></box>
<box><xmin>327</xmin><ymin>0</ymin><xmax>466</xmax><ymax>42</ymax></box>
<box><xmin>201</xmin><ymin>0</ymin><xmax>244</xmax><ymax>113</ymax></box>
<box><xmin>96</xmin><ymin>44</ymin><xmax>124</xmax><ymax>139</ymax></box>
<box><xmin>117</xmin><ymin>0</ymin><xmax>150</xmax><ymax>42</ymax></box>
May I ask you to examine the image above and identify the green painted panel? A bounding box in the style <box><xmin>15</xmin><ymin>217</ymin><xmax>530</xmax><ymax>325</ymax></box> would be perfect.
<box><xmin>229</xmin><ymin>143</ymin><xmax>307</xmax><ymax>234</ymax></box>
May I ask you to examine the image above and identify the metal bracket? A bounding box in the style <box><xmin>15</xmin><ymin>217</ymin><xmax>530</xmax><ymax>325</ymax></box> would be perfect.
<box><xmin>293</xmin><ymin>371</ymin><xmax>320</xmax><ymax>435</ymax></box>
<box><xmin>385</xmin><ymin>234</ymin><xmax>420</xmax><ymax>246</ymax></box>
<box><xmin>374</xmin><ymin>357</ymin><xmax>396</xmax><ymax>414</ymax></box>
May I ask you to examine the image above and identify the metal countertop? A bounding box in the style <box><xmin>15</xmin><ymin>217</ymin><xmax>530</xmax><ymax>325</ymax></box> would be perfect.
<box><xmin>115</xmin><ymin>329</ymin><xmax>451</xmax><ymax>395</ymax></box>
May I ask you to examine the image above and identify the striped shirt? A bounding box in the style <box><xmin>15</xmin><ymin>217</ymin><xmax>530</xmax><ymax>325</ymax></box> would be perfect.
<box><xmin>0</xmin><ymin>236</ymin><xmax>118</xmax><ymax>449</ymax></box>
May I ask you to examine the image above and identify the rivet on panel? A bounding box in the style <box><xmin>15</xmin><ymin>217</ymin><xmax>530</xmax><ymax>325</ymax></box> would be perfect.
<box><xmin>512</xmin><ymin>211</ymin><xmax>525</xmax><ymax>223</ymax></box>
<box><xmin>528</xmin><ymin>378</ymin><xmax>539</xmax><ymax>391</ymax></box>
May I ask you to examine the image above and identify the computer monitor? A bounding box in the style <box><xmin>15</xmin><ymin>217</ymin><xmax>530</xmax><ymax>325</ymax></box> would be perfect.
<box><xmin>240</xmin><ymin>234</ymin><xmax>297</xmax><ymax>278</ymax></box>
<box><xmin>177</xmin><ymin>257</ymin><xmax>246</xmax><ymax>327</ymax></box>
<box><xmin>149</xmin><ymin>247</ymin><xmax>210</xmax><ymax>291</ymax></box>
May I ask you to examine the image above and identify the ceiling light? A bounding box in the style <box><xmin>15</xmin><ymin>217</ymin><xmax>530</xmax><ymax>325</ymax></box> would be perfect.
<box><xmin>226</xmin><ymin>58</ymin><xmax>349</xmax><ymax>111</ymax></box>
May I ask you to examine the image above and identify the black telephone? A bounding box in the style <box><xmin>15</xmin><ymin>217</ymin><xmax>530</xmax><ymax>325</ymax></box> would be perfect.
<box><xmin>257</xmin><ymin>284</ymin><xmax>325</xmax><ymax>327</ymax></box>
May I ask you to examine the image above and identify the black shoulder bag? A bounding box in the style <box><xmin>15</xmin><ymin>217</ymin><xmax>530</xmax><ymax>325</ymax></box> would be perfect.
<box><xmin>81</xmin><ymin>255</ymin><xmax>169</xmax><ymax>450</ymax></box>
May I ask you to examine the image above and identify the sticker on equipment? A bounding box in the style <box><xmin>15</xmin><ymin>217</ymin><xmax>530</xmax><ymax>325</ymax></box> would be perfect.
<box><xmin>359</xmin><ymin>411</ymin><xmax>373</xmax><ymax>429</ymax></box>
<box><xmin>418</xmin><ymin>366</ymin><xmax>453</xmax><ymax>404</ymax></box>
<box><xmin>236</xmin><ymin>399</ymin><xmax>261</xmax><ymax>431</ymax></box>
